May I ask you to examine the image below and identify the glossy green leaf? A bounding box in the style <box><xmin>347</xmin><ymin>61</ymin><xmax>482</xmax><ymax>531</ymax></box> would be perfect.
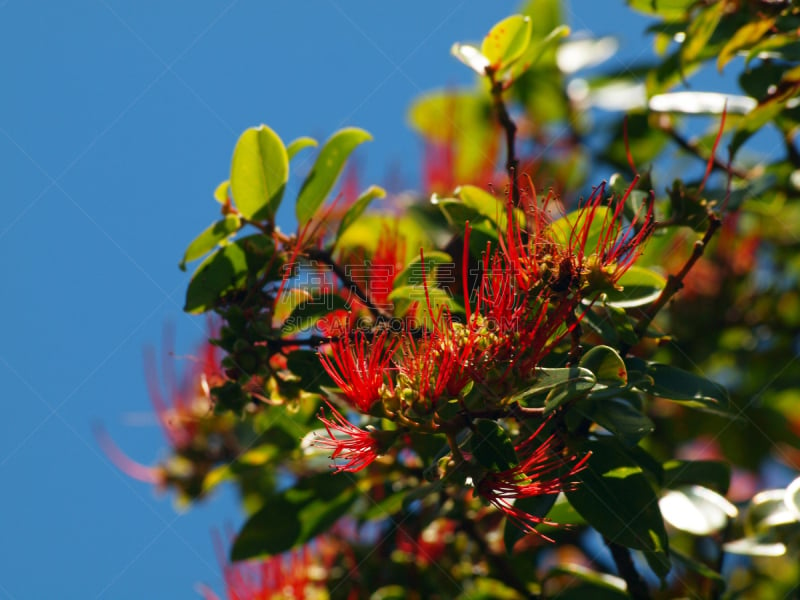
<box><xmin>681</xmin><ymin>2</ymin><xmax>723</xmax><ymax>65</ymax></box>
<box><xmin>232</xmin><ymin>474</ymin><xmax>355</xmax><ymax>560</ymax></box>
<box><xmin>548</xmin><ymin>206</ymin><xmax>611</xmax><ymax>250</ymax></box>
<box><xmin>214</xmin><ymin>180</ymin><xmax>230</xmax><ymax>203</ymax></box>
<box><xmin>505</xmin><ymin>24</ymin><xmax>570</xmax><ymax>83</ymax></box>
<box><xmin>723</xmin><ymin>537</ymin><xmax>786</xmax><ymax>557</ymax></box>
<box><xmin>545</xmin><ymin>564</ymin><xmax>628</xmax><ymax>600</ymax></box>
<box><xmin>566</xmin><ymin>438</ymin><xmax>669</xmax><ymax>556</ymax></box>
<box><xmin>718</xmin><ymin>18</ymin><xmax>776</xmax><ymax>71</ymax></box>
<box><xmin>286</xmin><ymin>136</ymin><xmax>318</xmax><ymax>161</ymax></box>
<box><xmin>630</xmin><ymin>360</ymin><xmax>729</xmax><ymax>410</ymax></box>
<box><xmin>580</xmin><ymin>398</ymin><xmax>654</xmax><ymax>446</ymax></box>
<box><xmin>512</xmin><ymin>367</ymin><xmax>596</xmax><ymax>408</ymax></box>
<box><xmin>662</xmin><ymin>460</ymin><xmax>730</xmax><ymax>494</ymax></box>
<box><xmin>785</xmin><ymin>475</ymin><xmax>800</xmax><ymax>520</ymax></box>
<box><xmin>296</xmin><ymin>127</ymin><xmax>372</xmax><ymax>225</ymax></box>
<box><xmin>481</xmin><ymin>15</ymin><xmax>532</xmax><ymax>71</ymax></box>
<box><xmin>179</xmin><ymin>214</ymin><xmax>241</xmax><ymax>271</ymax></box>
<box><xmin>230</xmin><ymin>125</ymin><xmax>288</xmax><ymax>220</ymax></box>
<box><xmin>659</xmin><ymin>485</ymin><xmax>737</xmax><ymax>535</ymax></box>
<box><xmin>603</xmin><ymin>266</ymin><xmax>666</xmax><ymax>309</ymax></box>
<box><xmin>626</xmin><ymin>0</ymin><xmax>694</xmax><ymax>19</ymax></box>
<box><xmin>471</xmin><ymin>419</ymin><xmax>518</xmax><ymax>472</ymax></box>
<box><xmin>393</xmin><ymin>251</ymin><xmax>453</xmax><ymax>289</ymax></box>
<box><xmin>580</xmin><ymin>345</ymin><xmax>627</xmax><ymax>386</ymax></box>
<box><xmin>333</xmin><ymin>185</ymin><xmax>387</xmax><ymax>247</ymax></box>
<box><xmin>184</xmin><ymin>235</ymin><xmax>274</xmax><ymax>314</ymax></box>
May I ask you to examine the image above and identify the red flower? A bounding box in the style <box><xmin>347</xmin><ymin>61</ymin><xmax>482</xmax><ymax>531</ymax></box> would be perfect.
<box><xmin>477</xmin><ymin>421</ymin><xmax>589</xmax><ymax>539</ymax></box>
<box><xmin>313</xmin><ymin>403</ymin><xmax>383</xmax><ymax>473</ymax></box>
<box><xmin>200</xmin><ymin>532</ymin><xmax>326</xmax><ymax>600</ymax></box>
<box><xmin>318</xmin><ymin>325</ymin><xmax>397</xmax><ymax>413</ymax></box>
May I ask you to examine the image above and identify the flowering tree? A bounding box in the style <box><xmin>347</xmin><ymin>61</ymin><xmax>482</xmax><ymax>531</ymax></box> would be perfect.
<box><xmin>107</xmin><ymin>1</ymin><xmax>800</xmax><ymax>598</ymax></box>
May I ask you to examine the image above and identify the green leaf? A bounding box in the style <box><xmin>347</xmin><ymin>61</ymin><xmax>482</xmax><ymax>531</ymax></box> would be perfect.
<box><xmin>214</xmin><ymin>180</ymin><xmax>230</xmax><ymax>203</ymax></box>
<box><xmin>184</xmin><ymin>235</ymin><xmax>274</xmax><ymax>313</ymax></box>
<box><xmin>662</xmin><ymin>460</ymin><xmax>730</xmax><ymax>494</ymax></box>
<box><xmin>282</xmin><ymin>294</ymin><xmax>349</xmax><ymax>334</ymax></box>
<box><xmin>362</xmin><ymin>490</ymin><xmax>407</xmax><ymax>521</ymax></box>
<box><xmin>579</xmin><ymin>397</ymin><xmax>654</xmax><ymax>446</ymax></box>
<box><xmin>785</xmin><ymin>476</ymin><xmax>800</xmax><ymax>521</ymax></box>
<box><xmin>387</xmin><ymin>285</ymin><xmax>461</xmax><ymax>327</ymax></box>
<box><xmin>566</xmin><ymin>438</ymin><xmax>669</xmax><ymax>557</ymax></box>
<box><xmin>581</xmin><ymin>345</ymin><xmax>627</xmax><ymax>386</ymax></box>
<box><xmin>231</xmin><ymin>475</ymin><xmax>356</xmax><ymax>561</ymax></box>
<box><xmin>471</xmin><ymin>419</ymin><xmax>518</xmax><ymax>472</ymax></box>
<box><xmin>626</xmin><ymin>0</ymin><xmax>695</xmax><ymax>19</ymax></box>
<box><xmin>179</xmin><ymin>214</ymin><xmax>241</xmax><ymax>271</ymax></box>
<box><xmin>681</xmin><ymin>2</ymin><xmax>724</xmax><ymax>65</ymax></box>
<box><xmin>296</xmin><ymin>127</ymin><xmax>372</xmax><ymax>225</ymax></box>
<box><xmin>512</xmin><ymin>367</ymin><xmax>596</xmax><ymax>408</ymax></box>
<box><xmin>393</xmin><ymin>251</ymin><xmax>453</xmax><ymax>289</ymax></box>
<box><xmin>659</xmin><ymin>485</ymin><xmax>737</xmax><ymax>535</ymax></box>
<box><xmin>481</xmin><ymin>15</ymin><xmax>532</xmax><ymax>71</ymax></box>
<box><xmin>718</xmin><ymin>18</ymin><xmax>776</xmax><ymax>71</ymax></box>
<box><xmin>286</xmin><ymin>136</ymin><xmax>317</xmax><ymax>161</ymax></box>
<box><xmin>670</xmin><ymin>547</ymin><xmax>724</xmax><ymax>584</ymax></box>
<box><xmin>230</xmin><ymin>125</ymin><xmax>288</xmax><ymax>220</ymax></box>
<box><xmin>333</xmin><ymin>185</ymin><xmax>387</xmax><ymax>247</ymax></box>
<box><xmin>548</xmin><ymin>206</ymin><xmax>611</xmax><ymax>250</ymax></box>
<box><xmin>603</xmin><ymin>266</ymin><xmax>666</xmax><ymax>309</ymax></box>
<box><xmin>631</xmin><ymin>360</ymin><xmax>729</xmax><ymax>410</ymax></box>
<box><xmin>545</xmin><ymin>564</ymin><xmax>628</xmax><ymax>600</ymax></box>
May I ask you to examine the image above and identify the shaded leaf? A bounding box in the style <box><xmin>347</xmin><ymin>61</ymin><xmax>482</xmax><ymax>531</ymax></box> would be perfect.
<box><xmin>512</xmin><ymin>367</ymin><xmax>596</xmax><ymax>408</ymax></box>
<box><xmin>333</xmin><ymin>185</ymin><xmax>386</xmax><ymax>247</ymax></box>
<box><xmin>580</xmin><ymin>345</ymin><xmax>627</xmax><ymax>386</ymax></box>
<box><xmin>566</xmin><ymin>438</ymin><xmax>669</xmax><ymax>556</ymax></box>
<box><xmin>603</xmin><ymin>266</ymin><xmax>666</xmax><ymax>309</ymax></box>
<box><xmin>471</xmin><ymin>419</ymin><xmax>518</xmax><ymax>472</ymax></box>
<box><xmin>662</xmin><ymin>460</ymin><xmax>730</xmax><ymax>494</ymax></box>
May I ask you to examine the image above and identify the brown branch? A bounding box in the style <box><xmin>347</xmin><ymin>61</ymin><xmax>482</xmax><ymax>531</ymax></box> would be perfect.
<box><xmin>306</xmin><ymin>248</ymin><xmax>389</xmax><ymax>320</ymax></box>
<box><xmin>660</xmin><ymin>124</ymin><xmax>750</xmax><ymax>181</ymax></box>
<box><xmin>490</xmin><ymin>75</ymin><xmax>521</xmax><ymax>208</ymax></box>
<box><xmin>627</xmin><ymin>213</ymin><xmax>722</xmax><ymax>352</ymax></box>
<box><xmin>604</xmin><ymin>539</ymin><xmax>651</xmax><ymax>600</ymax></box>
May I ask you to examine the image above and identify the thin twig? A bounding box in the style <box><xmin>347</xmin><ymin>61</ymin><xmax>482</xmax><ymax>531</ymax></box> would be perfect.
<box><xmin>604</xmin><ymin>539</ymin><xmax>651</xmax><ymax>600</ymax></box>
<box><xmin>627</xmin><ymin>213</ymin><xmax>722</xmax><ymax>352</ymax></box>
<box><xmin>490</xmin><ymin>76</ymin><xmax>521</xmax><ymax>208</ymax></box>
<box><xmin>660</xmin><ymin>124</ymin><xmax>750</xmax><ymax>181</ymax></box>
<box><xmin>306</xmin><ymin>248</ymin><xmax>389</xmax><ymax>320</ymax></box>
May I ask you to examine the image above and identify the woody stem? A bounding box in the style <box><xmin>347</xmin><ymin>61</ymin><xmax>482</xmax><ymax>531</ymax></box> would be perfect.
<box><xmin>491</xmin><ymin>76</ymin><xmax>521</xmax><ymax>208</ymax></box>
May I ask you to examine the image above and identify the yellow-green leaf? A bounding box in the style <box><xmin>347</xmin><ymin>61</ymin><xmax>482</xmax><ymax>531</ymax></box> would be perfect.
<box><xmin>230</xmin><ymin>125</ymin><xmax>288</xmax><ymax>220</ymax></box>
<box><xmin>481</xmin><ymin>15</ymin><xmax>532</xmax><ymax>71</ymax></box>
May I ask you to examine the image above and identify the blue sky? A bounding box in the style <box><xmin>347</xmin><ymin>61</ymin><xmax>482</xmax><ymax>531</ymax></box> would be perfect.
<box><xmin>0</xmin><ymin>2</ymin><xmax>657</xmax><ymax>598</ymax></box>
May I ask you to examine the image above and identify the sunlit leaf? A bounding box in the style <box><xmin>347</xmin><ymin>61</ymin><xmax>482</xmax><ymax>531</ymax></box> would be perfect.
<box><xmin>179</xmin><ymin>214</ymin><xmax>241</xmax><ymax>271</ymax></box>
<box><xmin>649</xmin><ymin>91</ymin><xmax>756</xmax><ymax>115</ymax></box>
<box><xmin>230</xmin><ymin>125</ymin><xmax>288</xmax><ymax>220</ymax></box>
<box><xmin>681</xmin><ymin>2</ymin><xmax>724</xmax><ymax>65</ymax></box>
<box><xmin>723</xmin><ymin>538</ymin><xmax>786</xmax><ymax>557</ymax></box>
<box><xmin>333</xmin><ymin>185</ymin><xmax>386</xmax><ymax>247</ymax></box>
<box><xmin>718</xmin><ymin>18</ymin><xmax>776</xmax><ymax>71</ymax></box>
<box><xmin>580</xmin><ymin>345</ymin><xmax>627</xmax><ymax>386</ymax></box>
<box><xmin>603</xmin><ymin>267</ymin><xmax>666</xmax><ymax>309</ymax></box>
<box><xmin>557</xmin><ymin>35</ymin><xmax>618</xmax><ymax>74</ymax></box>
<box><xmin>296</xmin><ymin>128</ymin><xmax>372</xmax><ymax>225</ymax></box>
<box><xmin>481</xmin><ymin>15</ymin><xmax>532</xmax><ymax>71</ymax></box>
<box><xmin>659</xmin><ymin>485</ymin><xmax>737</xmax><ymax>535</ymax></box>
<box><xmin>286</xmin><ymin>136</ymin><xmax>318</xmax><ymax>161</ymax></box>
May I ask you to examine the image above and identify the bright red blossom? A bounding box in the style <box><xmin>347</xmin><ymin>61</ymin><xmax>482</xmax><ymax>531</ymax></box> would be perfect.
<box><xmin>314</xmin><ymin>402</ymin><xmax>382</xmax><ymax>473</ymax></box>
<box><xmin>318</xmin><ymin>326</ymin><xmax>397</xmax><ymax>413</ymax></box>
<box><xmin>477</xmin><ymin>421</ymin><xmax>589</xmax><ymax>540</ymax></box>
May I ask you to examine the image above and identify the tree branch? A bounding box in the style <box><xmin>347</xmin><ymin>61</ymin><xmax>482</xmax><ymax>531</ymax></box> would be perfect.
<box><xmin>490</xmin><ymin>76</ymin><xmax>521</xmax><ymax>208</ymax></box>
<box><xmin>660</xmin><ymin>123</ymin><xmax>750</xmax><ymax>181</ymax></box>
<box><xmin>604</xmin><ymin>539</ymin><xmax>651</xmax><ymax>600</ymax></box>
<box><xmin>627</xmin><ymin>213</ymin><xmax>722</xmax><ymax>352</ymax></box>
<box><xmin>306</xmin><ymin>248</ymin><xmax>390</xmax><ymax>320</ymax></box>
